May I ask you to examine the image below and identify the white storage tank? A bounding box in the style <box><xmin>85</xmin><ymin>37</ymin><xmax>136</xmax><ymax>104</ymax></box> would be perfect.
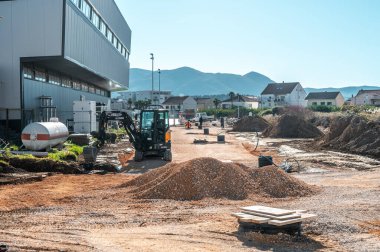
<box><xmin>21</xmin><ymin>122</ymin><xmax>69</xmax><ymax>151</ymax></box>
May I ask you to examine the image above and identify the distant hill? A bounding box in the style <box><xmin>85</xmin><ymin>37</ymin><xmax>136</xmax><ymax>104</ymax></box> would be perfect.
<box><xmin>116</xmin><ymin>67</ymin><xmax>380</xmax><ymax>99</ymax></box>
<box><xmin>305</xmin><ymin>86</ymin><xmax>380</xmax><ymax>99</ymax></box>
<box><xmin>127</xmin><ymin>67</ymin><xmax>274</xmax><ymax>96</ymax></box>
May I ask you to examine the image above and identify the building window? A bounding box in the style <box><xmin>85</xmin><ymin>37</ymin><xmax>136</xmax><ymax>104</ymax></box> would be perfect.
<box><xmin>81</xmin><ymin>0</ymin><xmax>91</xmax><ymax>19</ymax></box>
<box><xmin>35</xmin><ymin>70</ymin><xmax>46</xmax><ymax>82</ymax></box>
<box><xmin>100</xmin><ymin>90</ymin><xmax>105</xmax><ymax>96</ymax></box>
<box><xmin>113</xmin><ymin>35</ymin><xmax>118</xmax><ymax>48</ymax></box>
<box><xmin>62</xmin><ymin>77</ymin><xmax>72</xmax><ymax>88</ymax></box>
<box><xmin>89</xmin><ymin>86</ymin><xmax>95</xmax><ymax>93</ymax></box>
<box><xmin>99</xmin><ymin>20</ymin><xmax>106</xmax><ymax>36</ymax></box>
<box><xmin>73</xmin><ymin>81</ymin><xmax>81</xmax><ymax>90</ymax></box>
<box><xmin>81</xmin><ymin>83</ymin><xmax>89</xmax><ymax>92</ymax></box>
<box><xmin>106</xmin><ymin>28</ymin><xmax>113</xmax><ymax>42</ymax></box>
<box><xmin>48</xmin><ymin>73</ymin><xmax>61</xmax><ymax>86</ymax></box>
<box><xmin>327</xmin><ymin>102</ymin><xmax>332</xmax><ymax>106</ymax></box>
<box><xmin>23</xmin><ymin>67</ymin><xmax>34</xmax><ymax>79</ymax></box>
<box><xmin>91</xmin><ymin>10</ymin><xmax>100</xmax><ymax>28</ymax></box>
<box><xmin>321</xmin><ymin>102</ymin><xmax>326</xmax><ymax>105</ymax></box>
<box><xmin>312</xmin><ymin>102</ymin><xmax>317</xmax><ymax>106</ymax></box>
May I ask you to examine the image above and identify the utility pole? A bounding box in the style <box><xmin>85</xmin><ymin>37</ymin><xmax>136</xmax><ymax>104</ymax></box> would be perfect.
<box><xmin>158</xmin><ymin>69</ymin><xmax>161</xmax><ymax>93</ymax></box>
<box><xmin>158</xmin><ymin>69</ymin><xmax>161</xmax><ymax>104</ymax></box>
<box><xmin>150</xmin><ymin>53</ymin><xmax>154</xmax><ymax>104</ymax></box>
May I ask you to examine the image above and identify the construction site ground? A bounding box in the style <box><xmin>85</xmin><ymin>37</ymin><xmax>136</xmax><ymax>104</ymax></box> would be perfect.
<box><xmin>0</xmin><ymin>125</ymin><xmax>379</xmax><ymax>251</ymax></box>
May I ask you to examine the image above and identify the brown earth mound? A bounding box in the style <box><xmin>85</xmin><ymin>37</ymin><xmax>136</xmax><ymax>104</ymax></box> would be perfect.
<box><xmin>122</xmin><ymin>158</ymin><xmax>316</xmax><ymax>200</ymax></box>
<box><xmin>322</xmin><ymin>116</ymin><xmax>380</xmax><ymax>158</ymax></box>
<box><xmin>263</xmin><ymin>114</ymin><xmax>323</xmax><ymax>138</ymax></box>
<box><xmin>232</xmin><ymin>116</ymin><xmax>270</xmax><ymax>132</ymax></box>
<box><xmin>8</xmin><ymin>157</ymin><xmax>83</xmax><ymax>174</ymax></box>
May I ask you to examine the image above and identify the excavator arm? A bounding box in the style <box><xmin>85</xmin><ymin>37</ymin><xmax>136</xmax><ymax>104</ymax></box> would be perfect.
<box><xmin>98</xmin><ymin>111</ymin><xmax>142</xmax><ymax>150</ymax></box>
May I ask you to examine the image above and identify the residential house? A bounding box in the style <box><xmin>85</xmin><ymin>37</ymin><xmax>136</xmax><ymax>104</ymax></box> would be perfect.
<box><xmin>162</xmin><ymin>96</ymin><xmax>197</xmax><ymax>119</ymax></box>
<box><xmin>117</xmin><ymin>90</ymin><xmax>172</xmax><ymax>105</ymax></box>
<box><xmin>221</xmin><ymin>96</ymin><xmax>259</xmax><ymax>109</ymax></box>
<box><xmin>261</xmin><ymin>82</ymin><xmax>307</xmax><ymax>108</ymax></box>
<box><xmin>195</xmin><ymin>98</ymin><xmax>214</xmax><ymax>110</ymax></box>
<box><xmin>351</xmin><ymin>89</ymin><xmax>380</xmax><ymax>106</ymax></box>
<box><xmin>305</xmin><ymin>92</ymin><xmax>345</xmax><ymax>107</ymax></box>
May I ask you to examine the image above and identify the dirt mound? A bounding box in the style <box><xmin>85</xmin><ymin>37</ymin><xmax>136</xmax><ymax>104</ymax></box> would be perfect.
<box><xmin>8</xmin><ymin>157</ymin><xmax>83</xmax><ymax>174</ymax></box>
<box><xmin>309</xmin><ymin>116</ymin><xmax>332</xmax><ymax>128</ymax></box>
<box><xmin>263</xmin><ymin>114</ymin><xmax>323</xmax><ymax>138</ymax></box>
<box><xmin>122</xmin><ymin>158</ymin><xmax>316</xmax><ymax>200</ymax></box>
<box><xmin>232</xmin><ymin>116</ymin><xmax>270</xmax><ymax>132</ymax></box>
<box><xmin>322</xmin><ymin>116</ymin><xmax>380</xmax><ymax>158</ymax></box>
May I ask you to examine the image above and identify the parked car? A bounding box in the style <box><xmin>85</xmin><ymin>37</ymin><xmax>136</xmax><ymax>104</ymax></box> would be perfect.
<box><xmin>191</xmin><ymin>112</ymin><xmax>214</xmax><ymax>122</ymax></box>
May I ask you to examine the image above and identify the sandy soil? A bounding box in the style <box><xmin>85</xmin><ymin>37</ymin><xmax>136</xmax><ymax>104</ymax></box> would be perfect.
<box><xmin>0</xmin><ymin>126</ymin><xmax>379</xmax><ymax>251</ymax></box>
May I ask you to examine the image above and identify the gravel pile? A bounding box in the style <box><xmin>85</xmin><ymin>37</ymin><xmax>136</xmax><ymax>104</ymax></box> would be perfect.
<box><xmin>321</xmin><ymin>115</ymin><xmax>380</xmax><ymax>158</ymax></box>
<box><xmin>263</xmin><ymin>114</ymin><xmax>323</xmax><ymax>138</ymax></box>
<box><xmin>232</xmin><ymin>116</ymin><xmax>270</xmax><ymax>132</ymax></box>
<box><xmin>123</xmin><ymin>158</ymin><xmax>316</xmax><ymax>200</ymax></box>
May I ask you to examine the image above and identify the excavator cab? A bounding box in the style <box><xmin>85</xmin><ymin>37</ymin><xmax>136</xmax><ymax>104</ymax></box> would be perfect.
<box><xmin>136</xmin><ymin>109</ymin><xmax>172</xmax><ymax>161</ymax></box>
<box><xmin>98</xmin><ymin>107</ymin><xmax>172</xmax><ymax>163</ymax></box>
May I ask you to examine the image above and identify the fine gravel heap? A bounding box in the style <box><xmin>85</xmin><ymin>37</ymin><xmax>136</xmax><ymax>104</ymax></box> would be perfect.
<box><xmin>232</xmin><ymin>116</ymin><xmax>270</xmax><ymax>132</ymax></box>
<box><xmin>321</xmin><ymin>115</ymin><xmax>380</xmax><ymax>158</ymax></box>
<box><xmin>263</xmin><ymin>114</ymin><xmax>323</xmax><ymax>138</ymax></box>
<box><xmin>123</xmin><ymin>158</ymin><xmax>316</xmax><ymax>201</ymax></box>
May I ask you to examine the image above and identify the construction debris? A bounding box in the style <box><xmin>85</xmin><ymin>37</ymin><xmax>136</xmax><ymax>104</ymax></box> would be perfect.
<box><xmin>233</xmin><ymin>205</ymin><xmax>317</xmax><ymax>236</ymax></box>
<box><xmin>232</xmin><ymin>116</ymin><xmax>270</xmax><ymax>132</ymax></box>
<box><xmin>263</xmin><ymin>114</ymin><xmax>323</xmax><ymax>138</ymax></box>
<box><xmin>321</xmin><ymin>115</ymin><xmax>380</xmax><ymax>158</ymax></box>
<box><xmin>122</xmin><ymin>158</ymin><xmax>316</xmax><ymax>200</ymax></box>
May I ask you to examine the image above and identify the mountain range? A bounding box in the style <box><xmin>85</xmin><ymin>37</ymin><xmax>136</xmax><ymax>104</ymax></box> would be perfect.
<box><xmin>122</xmin><ymin>67</ymin><xmax>379</xmax><ymax>99</ymax></box>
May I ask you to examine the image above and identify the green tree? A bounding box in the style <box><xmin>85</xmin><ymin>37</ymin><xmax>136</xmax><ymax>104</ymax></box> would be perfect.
<box><xmin>213</xmin><ymin>98</ymin><xmax>221</xmax><ymax>109</ymax></box>
<box><xmin>127</xmin><ymin>98</ymin><xmax>133</xmax><ymax>109</ymax></box>
<box><xmin>228</xmin><ymin>92</ymin><xmax>235</xmax><ymax>108</ymax></box>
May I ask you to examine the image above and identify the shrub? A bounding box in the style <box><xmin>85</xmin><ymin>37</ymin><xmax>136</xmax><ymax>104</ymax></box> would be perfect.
<box><xmin>309</xmin><ymin>105</ymin><xmax>340</xmax><ymax>113</ymax></box>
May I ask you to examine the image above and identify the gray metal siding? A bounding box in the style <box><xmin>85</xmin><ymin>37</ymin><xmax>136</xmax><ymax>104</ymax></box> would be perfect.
<box><xmin>0</xmin><ymin>0</ymin><xmax>63</xmax><ymax>118</ymax></box>
<box><xmin>64</xmin><ymin>1</ymin><xmax>130</xmax><ymax>88</ymax></box>
<box><xmin>23</xmin><ymin>78</ymin><xmax>110</xmax><ymax>123</ymax></box>
<box><xmin>90</xmin><ymin>0</ymin><xmax>131</xmax><ymax>49</ymax></box>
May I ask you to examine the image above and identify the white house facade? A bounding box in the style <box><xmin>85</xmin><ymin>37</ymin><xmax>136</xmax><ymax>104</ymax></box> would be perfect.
<box><xmin>261</xmin><ymin>82</ymin><xmax>307</xmax><ymax>108</ymax></box>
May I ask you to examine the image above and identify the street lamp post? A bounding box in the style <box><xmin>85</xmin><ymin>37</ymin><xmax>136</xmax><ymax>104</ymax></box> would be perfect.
<box><xmin>150</xmin><ymin>53</ymin><xmax>154</xmax><ymax>104</ymax></box>
<box><xmin>158</xmin><ymin>69</ymin><xmax>161</xmax><ymax>104</ymax></box>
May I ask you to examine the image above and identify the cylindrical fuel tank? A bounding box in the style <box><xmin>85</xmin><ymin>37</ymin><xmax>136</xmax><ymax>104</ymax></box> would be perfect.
<box><xmin>21</xmin><ymin>122</ymin><xmax>69</xmax><ymax>151</ymax></box>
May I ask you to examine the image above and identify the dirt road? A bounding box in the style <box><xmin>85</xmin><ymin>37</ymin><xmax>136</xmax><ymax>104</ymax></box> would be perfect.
<box><xmin>0</xmin><ymin>126</ymin><xmax>379</xmax><ymax>251</ymax></box>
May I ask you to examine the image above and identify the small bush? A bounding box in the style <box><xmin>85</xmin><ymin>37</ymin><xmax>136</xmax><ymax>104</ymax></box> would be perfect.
<box><xmin>48</xmin><ymin>151</ymin><xmax>78</xmax><ymax>162</ymax></box>
<box><xmin>309</xmin><ymin>105</ymin><xmax>340</xmax><ymax>113</ymax></box>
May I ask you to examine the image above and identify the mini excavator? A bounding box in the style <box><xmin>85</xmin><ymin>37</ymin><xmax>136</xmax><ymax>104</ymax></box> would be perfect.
<box><xmin>98</xmin><ymin>106</ymin><xmax>172</xmax><ymax>162</ymax></box>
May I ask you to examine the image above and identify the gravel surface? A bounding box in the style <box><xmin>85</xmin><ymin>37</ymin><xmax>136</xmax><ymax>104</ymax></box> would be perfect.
<box><xmin>0</xmin><ymin>127</ymin><xmax>378</xmax><ymax>251</ymax></box>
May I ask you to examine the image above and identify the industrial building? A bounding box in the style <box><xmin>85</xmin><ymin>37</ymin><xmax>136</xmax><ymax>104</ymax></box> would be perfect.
<box><xmin>0</xmin><ymin>0</ymin><xmax>131</xmax><ymax>133</ymax></box>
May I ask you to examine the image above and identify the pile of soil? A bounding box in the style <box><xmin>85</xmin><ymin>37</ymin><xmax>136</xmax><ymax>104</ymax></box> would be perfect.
<box><xmin>232</xmin><ymin>116</ymin><xmax>270</xmax><ymax>132</ymax></box>
<box><xmin>321</xmin><ymin>116</ymin><xmax>380</xmax><ymax>158</ymax></box>
<box><xmin>7</xmin><ymin>157</ymin><xmax>83</xmax><ymax>174</ymax></box>
<box><xmin>309</xmin><ymin>116</ymin><xmax>332</xmax><ymax>128</ymax></box>
<box><xmin>122</xmin><ymin>158</ymin><xmax>316</xmax><ymax>200</ymax></box>
<box><xmin>263</xmin><ymin>114</ymin><xmax>323</xmax><ymax>138</ymax></box>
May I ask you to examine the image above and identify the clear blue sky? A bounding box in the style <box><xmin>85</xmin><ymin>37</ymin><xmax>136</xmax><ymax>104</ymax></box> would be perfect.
<box><xmin>115</xmin><ymin>0</ymin><xmax>380</xmax><ymax>88</ymax></box>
